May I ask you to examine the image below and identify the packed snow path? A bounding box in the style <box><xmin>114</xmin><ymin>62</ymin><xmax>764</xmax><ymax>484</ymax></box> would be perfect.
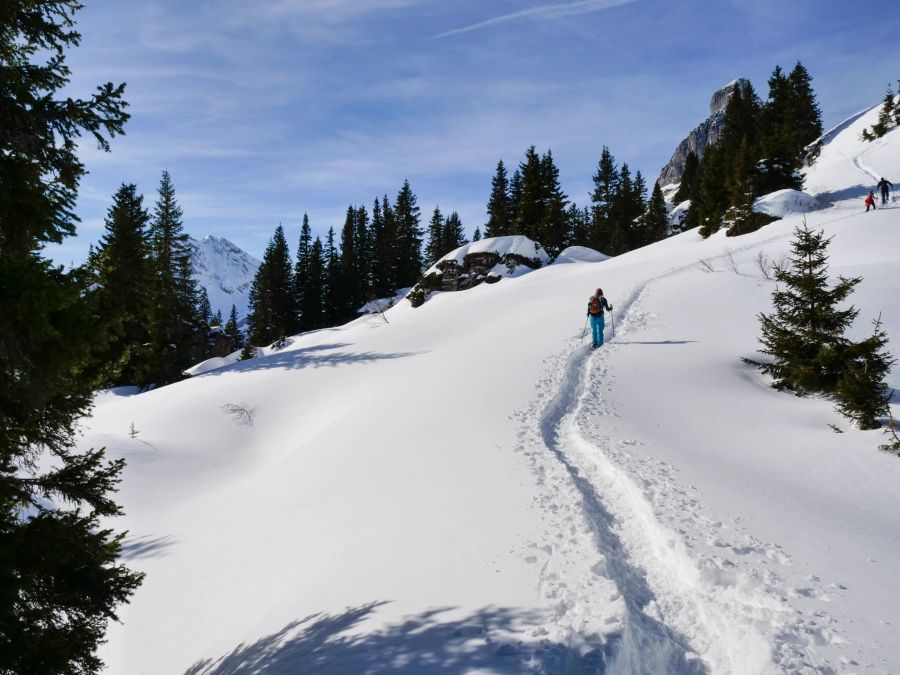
<box><xmin>516</xmin><ymin>251</ymin><xmax>855</xmax><ymax>673</ymax></box>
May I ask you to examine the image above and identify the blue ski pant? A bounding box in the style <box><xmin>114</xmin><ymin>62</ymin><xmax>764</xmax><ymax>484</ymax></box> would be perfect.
<box><xmin>589</xmin><ymin>314</ymin><xmax>605</xmax><ymax>347</ymax></box>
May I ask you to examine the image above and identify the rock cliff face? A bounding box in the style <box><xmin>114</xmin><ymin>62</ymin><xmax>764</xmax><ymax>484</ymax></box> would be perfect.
<box><xmin>657</xmin><ymin>79</ymin><xmax>750</xmax><ymax>188</ymax></box>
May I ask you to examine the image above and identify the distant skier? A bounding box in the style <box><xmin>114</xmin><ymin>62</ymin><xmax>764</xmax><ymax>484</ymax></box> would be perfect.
<box><xmin>587</xmin><ymin>288</ymin><xmax>613</xmax><ymax>349</ymax></box>
<box><xmin>865</xmin><ymin>191</ymin><xmax>877</xmax><ymax>212</ymax></box>
<box><xmin>876</xmin><ymin>177</ymin><xmax>893</xmax><ymax>205</ymax></box>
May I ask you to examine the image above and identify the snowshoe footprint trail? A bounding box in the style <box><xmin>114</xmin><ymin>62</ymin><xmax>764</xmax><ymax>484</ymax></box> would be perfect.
<box><xmin>518</xmin><ymin>268</ymin><xmax>838</xmax><ymax>673</ymax></box>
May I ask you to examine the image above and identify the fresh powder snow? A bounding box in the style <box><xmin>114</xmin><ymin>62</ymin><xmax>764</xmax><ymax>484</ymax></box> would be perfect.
<box><xmin>82</xmin><ymin>100</ymin><xmax>900</xmax><ymax>673</ymax></box>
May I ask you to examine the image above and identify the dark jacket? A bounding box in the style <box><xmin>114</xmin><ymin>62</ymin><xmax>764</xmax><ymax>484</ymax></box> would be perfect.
<box><xmin>587</xmin><ymin>295</ymin><xmax>611</xmax><ymax>317</ymax></box>
<box><xmin>877</xmin><ymin>178</ymin><xmax>893</xmax><ymax>191</ymax></box>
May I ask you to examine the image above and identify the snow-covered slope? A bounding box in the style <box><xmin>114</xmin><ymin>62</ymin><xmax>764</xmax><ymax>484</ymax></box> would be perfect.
<box><xmin>190</xmin><ymin>235</ymin><xmax>260</xmax><ymax>319</ymax></box>
<box><xmin>85</xmin><ymin>105</ymin><xmax>900</xmax><ymax>674</ymax></box>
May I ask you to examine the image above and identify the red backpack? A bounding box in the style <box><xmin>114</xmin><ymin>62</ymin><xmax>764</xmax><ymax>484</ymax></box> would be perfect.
<box><xmin>588</xmin><ymin>296</ymin><xmax>603</xmax><ymax>316</ymax></box>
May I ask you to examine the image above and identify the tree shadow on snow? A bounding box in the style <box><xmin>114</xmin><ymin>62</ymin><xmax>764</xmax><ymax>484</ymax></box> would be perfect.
<box><xmin>182</xmin><ymin>602</ymin><xmax>704</xmax><ymax>675</ymax></box>
<box><xmin>120</xmin><ymin>534</ymin><xmax>177</xmax><ymax>560</ymax></box>
<box><xmin>200</xmin><ymin>343</ymin><xmax>424</xmax><ymax>377</ymax></box>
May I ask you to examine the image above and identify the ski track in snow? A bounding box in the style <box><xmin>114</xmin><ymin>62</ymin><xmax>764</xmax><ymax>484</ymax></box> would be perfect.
<box><xmin>514</xmin><ymin>249</ymin><xmax>852</xmax><ymax>674</ymax></box>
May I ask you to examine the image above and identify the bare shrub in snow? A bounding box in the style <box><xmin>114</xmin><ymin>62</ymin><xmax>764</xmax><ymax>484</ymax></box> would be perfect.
<box><xmin>698</xmin><ymin>258</ymin><xmax>715</xmax><ymax>273</ymax></box>
<box><xmin>756</xmin><ymin>251</ymin><xmax>771</xmax><ymax>280</ymax></box>
<box><xmin>221</xmin><ymin>403</ymin><xmax>254</xmax><ymax>426</ymax></box>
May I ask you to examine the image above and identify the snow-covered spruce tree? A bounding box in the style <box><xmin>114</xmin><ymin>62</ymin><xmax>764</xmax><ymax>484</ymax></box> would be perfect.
<box><xmin>834</xmin><ymin>317</ymin><xmax>894</xmax><ymax>430</ymax></box>
<box><xmin>94</xmin><ymin>183</ymin><xmax>152</xmax><ymax>386</ymax></box>
<box><xmin>753</xmin><ymin>223</ymin><xmax>860</xmax><ymax>394</ymax></box>
<box><xmin>0</xmin><ymin>2</ymin><xmax>143</xmax><ymax>673</ymax></box>
<box><xmin>590</xmin><ymin>146</ymin><xmax>619</xmax><ymax>252</ymax></box>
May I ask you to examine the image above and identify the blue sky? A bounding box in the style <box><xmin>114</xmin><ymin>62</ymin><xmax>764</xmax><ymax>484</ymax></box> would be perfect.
<box><xmin>52</xmin><ymin>0</ymin><xmax>900</xmax><ymax>264</ymax></box>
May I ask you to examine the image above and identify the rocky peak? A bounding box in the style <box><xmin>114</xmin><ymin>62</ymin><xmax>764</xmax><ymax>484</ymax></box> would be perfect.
<box><xmin>657</xmin><ymin>78</ymin><xmax>750</xmax><ymax>189</ymax></box>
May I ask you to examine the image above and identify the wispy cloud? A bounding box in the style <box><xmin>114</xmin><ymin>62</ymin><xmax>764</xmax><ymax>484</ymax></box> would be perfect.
<box><xmin>433</xmin><ymin>0</ymin><xmax>638</xmax><ymax>39</ymax></box>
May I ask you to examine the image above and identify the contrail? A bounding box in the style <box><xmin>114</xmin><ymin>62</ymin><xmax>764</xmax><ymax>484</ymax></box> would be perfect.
<box><xmin>433</xmin><ymin>0</ymin><xmax>638</xmax><ymax>39</ymax></box>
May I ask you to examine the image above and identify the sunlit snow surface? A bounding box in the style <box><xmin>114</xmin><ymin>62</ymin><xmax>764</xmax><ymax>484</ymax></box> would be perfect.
<box><xmin>85</xmin><ymin>102</ymin><xmax>900</xmax><ymax>674</ymax></box>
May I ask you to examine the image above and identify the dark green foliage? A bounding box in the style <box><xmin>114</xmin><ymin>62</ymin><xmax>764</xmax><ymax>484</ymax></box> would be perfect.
<box><xmin>863</xmin><ymin>84</ymin><xmax>897</xmax><ymax>140</ymax></box>
<box><xmin>673</xmin><ymin>151</ymin><xmax>699</xmax><ymax>204</ymax></box>
<box><xmin>644</xmin><ymin>182</ymin><xmax>669</xmax><ymax>244</ymax></box>
<box><xmin>508</xmin><ymin>169</ymin><xmax>523</xmax><ymax>228</ymax></box>
<box><xmin>485</xmin><ymin>160</ymin><xmax>512</xmax><ymax>238</ymax></box>
<box><xmin>443</xmin><ymin>211</ymin><xmax>466</xmax><ymax>252</ymax></box>
<box><xmin>145</xmin><ymin>171</ymin><xmax>198</xmax><ymax>385</ymax></box>
<box><xmin>393</xmin><ymin>180</ymin><xmax>423</xmax><ymax>288</ymax></box>
<box><xmin>834</xmin><ymin>317</ymin><xmax>893</xmax><ymax>430</ymax></box>
<box><xmin>406</xmin><ymin>284</ymin><xmax>427</xmax><ymax>308</ymax></box>
<box><xmin>370</xmin><ymin>198</ymin><xmax>396</xmax><ymax>298</ymax></box>
<box><xmin>590</xmin><ymin>146</ymin><xmax>619</xmax><ymax>252</ymax></box>
<box><xmin>696</xmin><ymin>145</ymin><xmax>730</xmax><ymax>237</ymax></box>
<box><xmin>302</xmin><ymin>237</ymin><xmax>326</xmax><ymax>329</ymax></box>
<box><xmin>755</xmin><ymin>224</ymin><xmax>861</xmax><ymax>394</ymax></box>
<box><xmin>0</xmin><ymin>2</ymin><xmax>143</xmax><ymax>673</ymax></box>
<box><xmin>514</xmin><ymin>146</ymin><xmax>544</xmax><ymax>240</ymax></box>
<box><xmin>196</xmin><ymin>287</ymin><xmax>212</xmax><ymax>329</ymax></box>
<box><xmin>211</xmin><ymin>309</ymin><xmax>222</xmax><ymax>327</ymax></box>
<box><xmin>425</xmin><ymin>205</ymin><xmax>445</xmax><ymax>266</ymax></box>
<box><xmin>246</xmin><ymin>225</ymin><xmax>297</xmax><ymax>346</ymax></box>
<box><xmin>293</xmin><ymin>213</ymin><xmax>312</xmax><ymax>327</ymax></box>
<box><xmin>93</xmin><ymin>183</ymin><xmax>151</xmax><ymax>386</ymax></box>
<box><xmin>725</xmin><ymin>211</ymin><xmax>779</xmax><ymax>237</ymax></box>
<box><xmin>472</xmin><ymin>226</ymin><xmax>482</xmax><ymax>242</ymax></box>
<box><xmin>323</xmin><ymin>226</ymin><xmax>341</xmax><ymax>326</ymax></box>
<box><xmin>539</xmin><ymin>150</ymin><xmax>569</xmax><ymax>254</ymax></box>
<box><xmin>225</xmin><ymin>304</ymin><xmax>243</xmax><ymax>349</ymax></box>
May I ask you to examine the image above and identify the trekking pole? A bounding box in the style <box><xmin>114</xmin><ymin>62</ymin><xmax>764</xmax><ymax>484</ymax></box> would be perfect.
<box><xmin>580</xmin><ymin>316</ymin><xmax>588</xmax><ymax>343</ymax></box>
<box><xmin>610</xmin><ymin>310</ymin><xmax>615</xmax><ymax>340</ymax></box>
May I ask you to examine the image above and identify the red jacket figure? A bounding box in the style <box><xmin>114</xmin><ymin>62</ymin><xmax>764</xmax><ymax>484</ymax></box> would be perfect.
<box><xmin>865</xmin><ymin>191</ymin><xmax>876</xmax><ymax>212</ymax></box>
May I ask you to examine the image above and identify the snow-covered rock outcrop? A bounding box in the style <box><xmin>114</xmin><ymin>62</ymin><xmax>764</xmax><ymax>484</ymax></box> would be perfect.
<box><xmin>553</xmin><ymin>246</ymin><xmax>609</xmax><ymax>264</ymax></box>
<box><xmin>658</xmin><ymin>79</ymin><xmax>749</xmax><ymax>188</ymax></box>
<box><xmin>753</xmin><ymin>189</ymin><xmax>820</xmax><ymax>217</ymax></box>
<box><xmin>408</xmin><ymin>235</ymin><xmax>550</xmax><ymax>306</ymax></box>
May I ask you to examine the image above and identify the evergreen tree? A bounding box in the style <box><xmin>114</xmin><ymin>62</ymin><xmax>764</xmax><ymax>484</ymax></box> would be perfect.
<box><xmin>211</xmin><ymin>309</ymin><xmax>222</xmax><ymax>327</ymax></box>
<box><xmin>870</xmin><ymin>84</ymin><xmax>896</xmax><ymax>139</ymax></box>
<box><xmin>425</xmin><ymin>205</ymin><xmax>445</xmax><ymax>266</ymax></box>
<box><xmin>673</xmin><ymin>151</ymin><xmax>699</xmax><ymax>204</ymax></box>
<box><xmin>566</xmin><ymin>204</ymin><xmax>589</xmax><ymax>247</ymax></box>
<box><xmin>590</xmin><ymin>146</ymin><xmax>619</xmax><ymax>252</ymax></box>
<box><xmin>540</xmin><ymin>149</ymin><xmax>569</xmax><ymax>253</ymax></box>
<box><xmin>293</xmin><ymin>213</ymin><xmax>312</xmax><ymax>327</ymax></box>
<box><xmin>301</xmin><ymin>237</ymin><xmax>327</xmax><ymax>329</ymax></box>
<box><xmin>0</xmin><ymin>3</ymin><xmax>143</xmax><ymax>673</ymax></box>
<box><xmin>354</xmin><ymin>204</ymin><xmax>372</xmax><ymax>300</ymax></box>
<box><xmin>610</xmin><ymin>163</ymin><xmax>644</xmax><ymax>251</ymax></box>
<box><xmin>323</xmin><ymin>226</ymin><xmax>341</xmax><ymax>324</ymax></box>
<box><xmin>515</xmin><ymin>146</ymin><xmax>544</xmax><ymax>241</ymax></box>
<box><xmin>393</xmin><ymin>180</ymin><xmax>423</xmax><ymax>287</ymax></box>
<box><xmin>443</xmin><ymin>211</ymin><xmax>466</xmax><ymax>252</ymax></box>
<box><xmin>485</xmin><ymin>160</ymin><xmax>511</xmax><ymax>238</ymax></box>
<box><xmin>196</xmin><ymin>286</ymin><xmax>212</xmax><ymax>330</ymax></box>
<box><xmin>225</xmin><ymin>304</ymin><xmax>243</xmax><ymax>349</ymax></box>
<box><xmin>627</xmin><ymin>170</ymin><xmax>649</xmax><ymax>248</ymax></box>
<box><xmin>835</xmin><ymin>317</ymin><xmax>893</xmax><ymax>430</ymax></box>
<box><xmin>94</xmin><ymin>183</ymin><xmax>151</xmax><ymax>386</ymax></box>
<box><xmin>695</xmin><ymin>145</ymin><xmax>730</xmax><ymax>237</ymax></box>
<box><xmin>246</xmin><ymin>225</ymin><xmax>297</xmax><ymax>346</ymax></box>
<box><xmin>786</xmin><ymin>61</ymin><xmax>823</xmax><ymax>153</ymax></box>
<box><xmin>754</xmin><ymin>224</ymin><xmax>861</xmax><ymax>393</ymax></box>
<box><xmin>370</xmin><ymin>197</ymin><xmax>396</xmax><ymax>298</ymax></box>
<box><xmin>472</xmin><ymin>226</ymin><xmax>482</xmax><ymax>241</ymax></box>
<box><xmin>644</xmin><ymin>182</ymin><xmax>669</xmax><ymax>244</ymax></box>
<box><xmin>146</xmin><ymin>170</ymin><xmax>198</xmax><ymax>385</ymax></box>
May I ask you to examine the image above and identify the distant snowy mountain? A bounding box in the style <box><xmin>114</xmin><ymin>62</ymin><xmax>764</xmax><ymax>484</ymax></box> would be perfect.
<box><xmin>189</xmin><ymin>235</ymin><xmax>260</xmax><ymax>320</ymax></box>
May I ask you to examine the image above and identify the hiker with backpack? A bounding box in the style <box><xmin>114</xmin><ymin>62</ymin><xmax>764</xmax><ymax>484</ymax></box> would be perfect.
<box><xmin>586</xmin><ymin>288</ymin><xmax>613</xmax><ymax>349</ymax></box>
<box><xmin>877</xmin><ymin>177</ymin><xmax>893</xmax><ymax>205</ymax></box>
<box><xmin>865</xmin><ymin>191</ymin><xmax>877</xmax><ymax>212</ymax></box>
